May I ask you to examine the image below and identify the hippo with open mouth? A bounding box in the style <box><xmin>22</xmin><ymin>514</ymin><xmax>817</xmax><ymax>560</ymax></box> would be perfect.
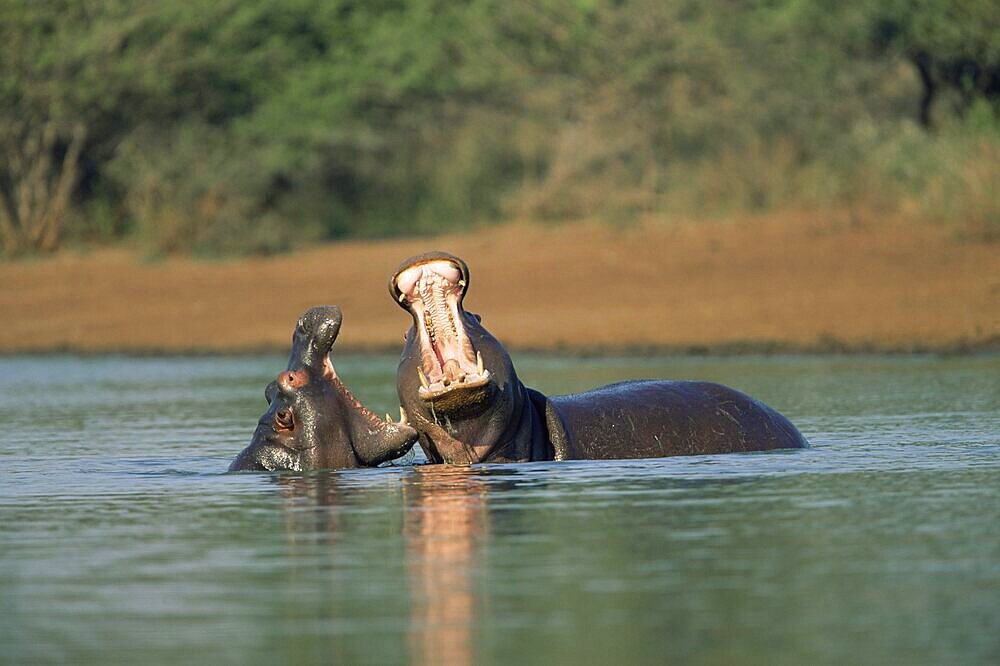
<box><xmin>229</xmin><ymin>306</ymin><xmax>418</xmax><ymax>472</ymax></box>
<box><xmin>390</xmin><ymin>252</ymin><xmax>808</xmax><ymax>464</ymax></box>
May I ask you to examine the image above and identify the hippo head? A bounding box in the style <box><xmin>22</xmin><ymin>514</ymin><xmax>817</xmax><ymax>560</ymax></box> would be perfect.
<box><xmin>229</xmin><ymin>306</ymin><xmax>418</xmax><ymax>472</ymax></box>
<box><xmin>390</xmin><ymin>252</ymin><xmax>525</xmax><ymax>463</ymax></box>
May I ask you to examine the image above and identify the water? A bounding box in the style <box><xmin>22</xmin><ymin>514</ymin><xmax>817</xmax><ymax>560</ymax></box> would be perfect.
<box><xmin>1</xmin><ymin>353</ymin><xmax>998</xmax><ymax>664</ymax></box>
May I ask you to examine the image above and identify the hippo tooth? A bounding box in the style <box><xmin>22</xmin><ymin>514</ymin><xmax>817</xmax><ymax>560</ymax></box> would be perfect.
<box><xmin>458</xmin><ymin>279</ymin><xmax>466</xmax><ymax>287</ymax></box>
<box><xmin>398</xmin><ymin>292</ymin><xmax>407</xmax><ymax>303</ymax></box>
<box><xmin>418</xmin><ymin>367</ymin><xmax>429</xmax><ymax>388</ymax></box>
<box><xmin>385</xmin><ymin>412</ymin><xmax>393</xmax><ymax>424</ymax></box>
<box><xmin>477</xmin><ymin>351</ymin><xmax>484</xmax><ymax>375</ymax></box>
<box><xmin>399</xmin><ymin>405</ymin><xmax>408</xmax><ymax>423</ymax></box>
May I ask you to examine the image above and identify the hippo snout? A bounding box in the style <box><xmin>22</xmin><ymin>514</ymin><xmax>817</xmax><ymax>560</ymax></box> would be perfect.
<box><xmin>228</xmin><ymin>425</ymin><xmax>301</xmax><ymax>472</ymax></box>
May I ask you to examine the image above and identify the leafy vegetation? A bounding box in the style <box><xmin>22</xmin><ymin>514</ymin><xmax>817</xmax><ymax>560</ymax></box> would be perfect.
<box><xmin>1</xmin><ymin>0</ymin><xmax>997</xmax><ymax>257</ymax></box>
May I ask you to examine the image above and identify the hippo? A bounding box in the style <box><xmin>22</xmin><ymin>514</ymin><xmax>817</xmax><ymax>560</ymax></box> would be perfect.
<box><xmin>389</xmin><ymin>252</ymin><xmax>808</xmax><ymax>464</ymax></box>
<box><xmin>229</xmin><ymin>306</ymin><xmax>418</xmax><ymax>471</ymax></box>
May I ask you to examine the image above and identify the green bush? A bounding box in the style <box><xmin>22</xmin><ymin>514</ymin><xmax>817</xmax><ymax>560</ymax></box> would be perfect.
<box><xmin>1</xmin><ymin>0</ymin><xmax>997</xmax><ymax>256</ymax></box>
<box><xmin>109</xmin><ymin>124</ymin><xmax>324</xmax><ymax>256</ymax></box>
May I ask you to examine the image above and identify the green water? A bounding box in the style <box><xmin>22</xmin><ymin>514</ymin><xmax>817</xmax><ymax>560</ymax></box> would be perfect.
<box><xmin>1</xmin><ymin>354</ymin><xmax>998</xmax><ymax>664</ymax></box>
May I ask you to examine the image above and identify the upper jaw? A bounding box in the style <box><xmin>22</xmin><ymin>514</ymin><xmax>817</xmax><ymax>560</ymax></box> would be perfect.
<box><xmin>290</xmin><ymin>306</ymin><xmax>342</xmax><ymax>374</ymax></box>
<box><xmin>389</xmin><ymin>252</ymin><xmax>470</xmax><ymax>307</ymax></box>
<box><xmin>392</xmin><ymin>254</ymin><xmax>490</xmax><ymax>403</ymax></box>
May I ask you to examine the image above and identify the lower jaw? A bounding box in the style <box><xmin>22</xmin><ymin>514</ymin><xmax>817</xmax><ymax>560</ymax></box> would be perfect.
<box><xmin>418</xmin><ymin>371</ymin><xmax>490</xmax><ymax>399</ymax></box>
<box><xmin>419</xmin><ymin>379</ymin><xmax>495</xmax><ymax>415</ymax></box>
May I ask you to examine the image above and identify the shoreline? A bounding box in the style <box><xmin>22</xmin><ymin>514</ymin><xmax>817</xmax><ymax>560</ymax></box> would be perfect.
<box><xmin>2</xmin><ymin>336</ymin><xmax>998</xmax><ymax>358</ymax></box>
<box><xmin>3</xmin><ymin>212</ymin><xmax>998</xmax><ymax>356</ymax></box>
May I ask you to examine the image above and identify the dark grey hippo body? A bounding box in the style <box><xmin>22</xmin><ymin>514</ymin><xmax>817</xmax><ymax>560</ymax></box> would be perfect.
<box><xmin>534</xmin><ymin>380</ymin><xmax>807</xmax><ymax>460</ymax></box>
<box><xmin>390</xmin><ymin>252</ymin><xmax>808</xmax><ymax>465</ymax></box>
<box><xmin>229</xmin><ymin>306</ymin><xmax>418</xmax><ymax>472</ymax></box>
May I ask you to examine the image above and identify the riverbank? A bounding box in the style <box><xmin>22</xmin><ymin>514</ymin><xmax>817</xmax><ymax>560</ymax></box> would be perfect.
<box><xmin>2</xmin><ymin>211</ymin><xmax>997</xmax><ymax>355</ymax></box>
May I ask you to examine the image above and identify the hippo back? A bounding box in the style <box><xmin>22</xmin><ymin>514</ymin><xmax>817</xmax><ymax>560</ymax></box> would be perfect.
<box><xmin>546</xmin><ymin>380</ymin><xmax>808</xmax><ymax>460</ymax></box>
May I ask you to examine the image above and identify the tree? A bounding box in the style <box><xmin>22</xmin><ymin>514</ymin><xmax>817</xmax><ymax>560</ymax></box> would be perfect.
<box><xmin>0</xmin><ymin>118</ymin><xmax>85</xmax><ymax>255</ymax></box>
<box><xmin>0</xmin><ymin>1</ymin><xmax>90</xmax><ymax>255</ymax></box>
<box><xmin>875</xmin><ymin>0</ymin><xmax>1000</xmax><ymax>127</ymax></box>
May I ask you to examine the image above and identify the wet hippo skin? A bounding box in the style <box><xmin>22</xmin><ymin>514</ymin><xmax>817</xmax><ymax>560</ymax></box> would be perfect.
<box><xmin>229</xmin><ymin>306</ymin><xmax>417</xmax><ymax>472</ymax></box>
<box><xmin>390</xmin><ymin>252</ymin><xmax>808</xmax><ymax>465</ymax></box>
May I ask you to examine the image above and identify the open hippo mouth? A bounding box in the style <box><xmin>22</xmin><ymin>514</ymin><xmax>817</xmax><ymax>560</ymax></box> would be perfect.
<box><xmin>393</xmin><ymin>255</ymin><xmax>490</xmax><ymax>403</ymax></box>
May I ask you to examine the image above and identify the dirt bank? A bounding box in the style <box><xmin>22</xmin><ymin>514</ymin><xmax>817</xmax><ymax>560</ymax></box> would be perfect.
<box><xmin>2</xmin><ymin>212</ymin><xmax>998</xmax><ymax>354</ymax></box>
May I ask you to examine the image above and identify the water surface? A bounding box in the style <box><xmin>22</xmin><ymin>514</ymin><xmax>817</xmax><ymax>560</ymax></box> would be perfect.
<box><xmin>1</xmin><ymin>354</ymin><xmax>998</xmax><ymax>664</ymax></box>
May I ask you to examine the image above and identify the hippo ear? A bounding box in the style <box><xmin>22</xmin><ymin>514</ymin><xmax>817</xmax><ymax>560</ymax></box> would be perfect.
<box><xmin>287</xmin><ymin>305</ymin><xmax>343</xmax><ymax>372</ymax></box>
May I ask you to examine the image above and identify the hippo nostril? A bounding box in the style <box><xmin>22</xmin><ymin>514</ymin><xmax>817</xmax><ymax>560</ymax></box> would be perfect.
<box><xmin>279</xmin><ymin>369</ymin><xmax>308</xmax><ymax>392</ymax></box>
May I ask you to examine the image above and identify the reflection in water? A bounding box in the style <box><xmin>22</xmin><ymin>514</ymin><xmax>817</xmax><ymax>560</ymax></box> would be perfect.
<box><xmin>267</xmin><ymin>466</ymin><xmax>491</xmax><ymax>666</ymax></box>
<box><xmin>274</xmin><ymin>473</ymin><xmax>345</xmax><ymax>548</ymax></box>
<box><xmin>2</xmin><ymin>355</ymin><xmax>997</xmax><ymax>663</ymax></box>
<box><xmin>403</xmin><ymin>466</ymin><xmax>487</xmax><ymax>666</ymax></box>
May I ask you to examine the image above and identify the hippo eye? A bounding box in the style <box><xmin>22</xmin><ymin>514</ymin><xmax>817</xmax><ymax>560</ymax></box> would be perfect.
<box><xmin>275</xmin><ymin>408</ymin><xmax>295</xmax><ymax>432</ymax></box>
